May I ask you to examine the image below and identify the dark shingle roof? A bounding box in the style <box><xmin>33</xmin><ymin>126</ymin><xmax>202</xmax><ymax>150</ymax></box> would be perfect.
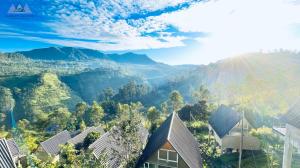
<box><xmin>0</xmin><ymin>138</ymin><xmax>16</xmax><ymax>168</ymax></box>
<box><xmin>68</xmin><ymin>126</ymin><xmax>104</xmax><ymax>145</ymax></box>
<box><xmin>40</xmin><ymin>130</ymin><xmax>71</xmax><ymax>155</ymax></box>
<box><xmin>209</xmin><ymin>105</ymin><xmax>241</xmax><ymax>139</ymax></box>
<box><xmin>137</xmin><ymin>113</ymin><xmax>203</xmax><ymax>168</ymax></box>
<box><xmin>281</xmin><ymin>101</ymin><xmax>300</xmax><ymax>129</ymax></box>
<box><xmin>89</xmin><ymin>125</ymin><xmax>149</xmax><ymax>167</ymax></box>
<box><xmin>7</xmin><ymin>139</ymin><xmax>21</xmax><ymax>158</ymax></box>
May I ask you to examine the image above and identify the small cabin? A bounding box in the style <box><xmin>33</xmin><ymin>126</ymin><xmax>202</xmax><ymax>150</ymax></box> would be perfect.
<box><xmin>281</xmin><ymin>101</ymin><xmax>300</xmax><ymax>168</ymax></box>
<box><xmin>37</xmin><ymin>130</ymin><xmax>71</xmax><ymax>161</ymax></box>
<box><xmin>136</xmin><ymin>113</ymin><xmax>203</xmax><ymax>168</ymax></box>
<box><xmin>208</xmin><ymin>105</ymin><xmax>260</xmax><ymax>152</ymax></box>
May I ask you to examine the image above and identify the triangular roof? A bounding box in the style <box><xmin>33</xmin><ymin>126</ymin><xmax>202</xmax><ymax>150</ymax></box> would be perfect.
<box><xmin>209</xmin><ymin>105</ymin><xmax>241</xmax><ymax>138</ymax></box>
<box><xmin>7</xmin><ymin>139</ymin><xmax>21</xmax><ymax>158</ymax></box>
<box><xmin>0</xmin><ymin>138</ymin><xmax>16</xmax><ymax>168</ymax></box>
<box><xmin>68</xmin><ymin>126</ymin><xmax>104</xmax><ymax>145</ymax></box>
<box><xmin>40</xmin><ymin>130</ymin><xmax>71</xmax><ymax>155</ymax></box>
<box><xmin>281</xmin><ymin>101</ymin><xmax>300</xmax><ymax>129</ymax></box>
<box><xmin>136</xmin><ymin>113</ymin><xmax>203</xmax><ymax>168</ymax></box>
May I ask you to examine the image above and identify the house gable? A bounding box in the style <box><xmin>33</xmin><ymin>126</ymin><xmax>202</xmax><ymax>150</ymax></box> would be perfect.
<box><xmin>208</xmin><ymin>105</ymin><xmax>241</xmax><ymax>139</ymax></box>
<box><xmin>141</xmin><ymin>141</ymin><xmax>189</xmax><ymax>168</ymax></box>
<box><xmin>137</xmin><ymin>113</ymin><xmax>202</xmax><ymax>168</ymax></box>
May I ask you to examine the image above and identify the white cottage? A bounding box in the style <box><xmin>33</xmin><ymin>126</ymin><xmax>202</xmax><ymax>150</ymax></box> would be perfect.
<box><xmin>208</xmin><ymin>105</ymin><xmax>260</xmax><ymax>152</ymax></box>
<box><xmin>281</xmin><ymin>102</ymin><xmax>300</xmax><ymax>168</ymax></box>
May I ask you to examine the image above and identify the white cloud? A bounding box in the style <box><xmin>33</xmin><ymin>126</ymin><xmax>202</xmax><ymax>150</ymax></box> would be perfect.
<box><xmin>39</xmin><ymin>0</ymin><xmax>190</xmax><ymax>50</ymax></box>
<box><xmin>154</xmin><ymin>0</ymin><xmax>300</xmax><ymax>64</ymax></box>
<box><xmin>4</xmin><ymin>0</ymin><xmax>300</xmax><ymax>64</ymax></box>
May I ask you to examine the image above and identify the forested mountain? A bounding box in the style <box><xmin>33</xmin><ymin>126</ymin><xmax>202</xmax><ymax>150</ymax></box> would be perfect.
<box><xmin>61</xmin><ymin>69</ymin><xmax>145</xmax><ymax>103</ymax></box>
<box><xmin>167</xmin><ymin>51</ymin><xmax>300</xmax><ymax>115</ymax></box>
<box><xmin>17</xmin><ymin>47</ymin><xmax>157</xmax><ymax>64</ymax></box>
<box><xmin>1</xmin><ymin>49</ymin><xmax>300</xmax><ymax>125</ymax></box>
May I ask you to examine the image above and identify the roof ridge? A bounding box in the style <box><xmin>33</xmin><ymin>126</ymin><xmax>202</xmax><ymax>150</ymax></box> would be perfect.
<box><xmin>41</xmin><ymin>130</ymin><xmax>69</xmax><ymax>144</ymax></box>
<box><xmin>167</xmin><ymin>112</ymin><xmax>176</xmax><ymax>140</ymax></box>
<box><xmin>166</xmin><ymin>113</ymin><xmax>203</xmax><ymax>168</ymax></box>
<box><xmin>88</xmin><ymin>131</ymin><xmax>110</xmax><ymax>149</ymax></box>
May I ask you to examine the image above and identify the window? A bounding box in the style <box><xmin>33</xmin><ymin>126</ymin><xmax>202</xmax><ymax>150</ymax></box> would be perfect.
<box><xmin>144</xmin><ymin>162</ymin><xmax>149</xmax><ymax>168</ymax></box>
<box><xmin>158</xmin><ymin>166</ymin><xmax>172</xmax><ymax>168</ymax></box>
<box><xmin>149</xmin><ymin>164</ymin><xmax>155</xmax><ymax>168</ymax></box>
<box><xmin>158</xmin><ymin>165</ymin><xmax>177</xmax><ymax>168</ymax></box>
<box><xmin>144</xmin><ymin>162</ymin><xmax>155</xmax><ymax>168</ymax></box>
<box><xmin>158</xmin><ymin>149</ymin><xmax>178</xmax><ymax>163</ymax></box>
<box><xmin>168</xmin><ymin>151</ymin><xmax>178</xmax><ymax>162</ymax></box>
<box><xmin>158</xmin><ymin>149</ymin><xmax>168</xmax><ymax>160</ymax></box>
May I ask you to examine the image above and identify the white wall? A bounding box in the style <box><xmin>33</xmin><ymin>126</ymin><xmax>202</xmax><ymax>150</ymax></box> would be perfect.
<box><xmin>283</xmin><ymin>124</ymin><xmax>300</xmax><ymax>168</ymax></box>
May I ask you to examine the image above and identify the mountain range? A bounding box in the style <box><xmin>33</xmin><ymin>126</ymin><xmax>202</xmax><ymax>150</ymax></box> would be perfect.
<box><xmin>1</xmin><ymin>47</ymin><xmax>300</xmax><ymax>119</ymax></box>
<box><xmin>17</xmin><ymin>47</ymin><xmax>157</xmax><ymax>64</ymax></box>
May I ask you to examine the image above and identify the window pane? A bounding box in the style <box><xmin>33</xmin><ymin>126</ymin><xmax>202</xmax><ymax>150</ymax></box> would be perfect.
<box><xmin>168</xmin><ymin>151</ymin><xmax>177</xmax><ymax>161</ymax></box>
<box><xmin>158</xmin><ymin>166</ymin><xmax>170</xmax><ymax>168</ymax></box>
<box><xmin>149</xmin><ymin>163</ymin><xmax>155</xmax><ymax>168</ymax></box>
<box><xmin>159</xmin><ymin>150</ymin><xmax>167</xmax><ymax>160</ymax></box>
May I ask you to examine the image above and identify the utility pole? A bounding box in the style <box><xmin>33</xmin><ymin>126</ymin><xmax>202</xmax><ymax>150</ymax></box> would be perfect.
<box><xmin>238</xmin><ymin>110</ymin><xmax>244</xmax><ymax>168</ymax></box>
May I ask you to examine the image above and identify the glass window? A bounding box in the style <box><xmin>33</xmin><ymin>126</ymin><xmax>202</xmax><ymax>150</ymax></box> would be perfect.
<box><xmin>158</xmin><ymin>150</ymin><xmax>168</xmax><ymax>160</ymax></box>
<box><xmin>158</xmin><ymin>166</ymin><xmax>169</xmax><ymax>168</ymax></box>
<box><xmin>149</xmin><ymin>163</ymin><xmax>155</xmax><ymax>168</ymax></box>
<box><xmin>144</xmin><ymin>162</ymin><xmax>155</xmax><ymax>168</ymax></box>
<box><xmin>144</xmin><ymin>162</ymin><xmax>149</xmax><ymax>168</ymax></box>
<box><xmin>168</xmin><ymin>151</ymin><xmax>178</xmax><ymax>162</ymax></box>
<box><xmin>158</xmin><ymin>166</ymin><xmax>174</xmax><ymax>168</ymax></box>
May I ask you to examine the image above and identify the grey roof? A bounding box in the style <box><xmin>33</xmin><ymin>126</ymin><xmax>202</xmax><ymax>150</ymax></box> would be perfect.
<box><xmin>0</xmin><ymin>138</ymin><xmax>16</xmax><ymax>168</ymax></box>
<box><xmin>137</xmin><ymin>113</ymin><xmax>203</xmax><ymax>168</ymax></box>
<box><xmin>7</xmin><ymin>139</ymin><xmax>21</xmax><ymax>158</ymax></box>
<box><xmin>68</xmin><ymin>126</ymin><xmax>104</xmax><ymax>145</ymax></box>
<box><xmin>281</xmin><ymin>101</ymin><xmax>300</xmax><ymax>129</ymax></box>
<box><xmin>272</xmin><ymin>127</ymin><xmax>286</xmax><ymax>136</ymax></box>
<box><xmin>209</xmin><ymin>105</ymin><xmax>241</xmax><ymax>138</ymax></box>
<box><xmin>89</xmin><ymin>125</ymin><xmax>149</xmax><ymax>167</ymax></box>
<box><xmin>40</xmin><ymin>130</ymin><xmax>71</xmax><ymax>155</ymax></box>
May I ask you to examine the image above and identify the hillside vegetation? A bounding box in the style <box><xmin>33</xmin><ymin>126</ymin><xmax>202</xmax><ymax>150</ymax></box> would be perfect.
<box><xmin>1</xmin><ymin>48</ymin><xmax>300</xmax><ymax>124</ymax></box>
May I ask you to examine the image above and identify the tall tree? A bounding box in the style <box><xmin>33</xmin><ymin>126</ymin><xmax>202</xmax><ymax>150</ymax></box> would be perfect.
<box><xmin>147</xmin><ymin>106</ymin><xmax>160</xmax><ymax>124</ymax></box>
<box><xmin>160</xmin><ymin>101</ymin><xmax>169</xmax><ymax>116</ymax></box>
<box><xmin>82</xmin><ymin>131</ymin><xmax>101</xmax><ymax>149</ymax></box>
<box><xmin>110</xmin><ymin>104</ymin><xmax>144</xmax><ymax>167</ymax></box>
<box><xmin>48</xmin><ymin>107</ymin><xmax>71</xmax><ymax>131</ymax></box>
<box><xmin>192</xmin><ymin>85</ymin><xmax>210</xmax><ymax>102</ymax></box>
<box><xmin>85</xmin><ymin>101</ymin><xmax>104</xmax><ymax>126</ymax></box>
<box><xmin>168</xmin><ymin>90</ymin><xmax>184</xmax><ymax>112</ymax></box>
<box><xmin>75</xmin><ymin>102</ymin><xmax>87</xmax><ymax>118</ymax></box>
<box><xmin>178</xmin><ymin>100</ymin><xmax>209</xmax><ymax>122</ymax></box>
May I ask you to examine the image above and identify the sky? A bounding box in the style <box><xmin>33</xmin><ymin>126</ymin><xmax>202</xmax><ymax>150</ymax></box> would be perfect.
<box><xmin>0</xmin><ymin>0</ymin><xmax>300</xmax><ymax>65</ymax></box>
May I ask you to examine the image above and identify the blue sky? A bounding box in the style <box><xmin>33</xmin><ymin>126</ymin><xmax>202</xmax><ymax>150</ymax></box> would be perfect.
<box><xmin>0</xmin><ymin>0</ymin><xmax>300</xmax><ymax>64</ymax></box>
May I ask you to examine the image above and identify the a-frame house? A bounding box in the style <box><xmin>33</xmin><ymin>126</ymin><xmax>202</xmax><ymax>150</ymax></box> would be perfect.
<box><xmin>136</xmin><ymin>113</ymin><xmax>203</xmax><ymax>168</ymax></box>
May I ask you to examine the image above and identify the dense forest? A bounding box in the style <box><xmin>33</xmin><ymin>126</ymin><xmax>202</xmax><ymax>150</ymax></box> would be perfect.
<box><xmin>0</xmin><ymin>47</ymin><xmax>299</xmax><ymax>167</ymax></box>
